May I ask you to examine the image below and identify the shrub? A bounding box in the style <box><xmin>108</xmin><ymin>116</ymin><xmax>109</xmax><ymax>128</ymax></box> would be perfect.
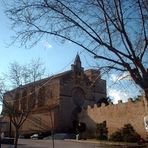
<box><xmin>109</xmin><ymin>124</ymin><xmax>141</xmax><ymax>142</ymax></box>
<box><xmin>122</xmin><ymin>124</ymin><xmax>141</xmax><ymax>142</ymax></box>
<box><xmin>96</xmin><ymin>121</ymin><xmax>108</xmax><ymax>140</ymax></box>
<box><xmin>109</xmin><ymin>130</ymin><xmax>123</xmax><ymax>142</ymax></box>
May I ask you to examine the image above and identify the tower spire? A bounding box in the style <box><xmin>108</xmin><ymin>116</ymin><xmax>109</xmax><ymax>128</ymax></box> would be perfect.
<box><xmin>71</xmin><ymin>54</ymin><xmax>84</xmax><ymax>72</ymax></box>
<box><xmin>74</xmin><ymin>53</ymin><xmax>81</xmax><ymax>68</ymax></box>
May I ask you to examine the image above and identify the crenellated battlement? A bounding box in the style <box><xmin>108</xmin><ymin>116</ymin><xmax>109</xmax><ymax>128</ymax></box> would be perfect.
<box><xmin>79</xmin><ymin>95</ymin><xmax>146</xmax><ymax>139</ymax></box>
<box><xmin>83</xmin><ymin>96</ymin><xmax>144</xmax><ymax>111</ymax></box>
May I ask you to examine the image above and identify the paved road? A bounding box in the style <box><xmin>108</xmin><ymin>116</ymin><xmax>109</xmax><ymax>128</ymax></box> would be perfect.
<box><xmin>1</xmin><ymin>139</ymin><xmax>146</xmax><ymax>148</ymax></box>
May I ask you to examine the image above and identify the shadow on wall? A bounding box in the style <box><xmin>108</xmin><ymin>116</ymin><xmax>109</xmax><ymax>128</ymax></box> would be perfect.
<box><xmin>79</xmin><ymin>110</ymin><xmax>97</xmax><ymax>139</ymax></box>
<box><xmin>79</xmin><ymin>98</ymin><xmax>146</xmax><ymax>139</ymax></box>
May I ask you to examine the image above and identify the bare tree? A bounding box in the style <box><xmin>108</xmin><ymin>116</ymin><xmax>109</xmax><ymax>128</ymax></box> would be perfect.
<box><xmin>0</xmin><ymin>58</ymin><xmax>45</xmax><ymax>147</ymax></box>
<box><xmin>0</xmin><ymin>84</ymin><xmax>29</xmax><ymax>148</ymax></box>
<box><xmin>3</xmin><ymin>101</ymin><xmax>29</xmax><ymax>148</ymax></box>
<box><xmin>8</xmin><ymin>62</ymin><xmax>22</xmax><ymax>87</ymax></box>
<box><xmin>11</xmin><ymin>111</ymin><xmax>29</xmax><ymax>148</ymax></box>
<box><xmin>0</xmin><ymin>78</ymin><xmax>6</xmax><ymax>95</ymax></box>
<box><xmin>6</xmin><ymin>58</ymin><xmax>45</xmax><ymax>88</ymax></box>
<box><xmin>27</xmin><ymin>58</ymin><xmax>45</xmax><ymax>82</ymax></box>
<box><xmin>4</xmin><ymin>1</ymin><xmax>148</xmax><ymax>108</ymax></box>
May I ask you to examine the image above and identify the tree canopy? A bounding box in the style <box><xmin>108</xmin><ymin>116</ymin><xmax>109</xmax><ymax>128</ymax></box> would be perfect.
<box><xmin>4</xmin><ymin>0</ymin><xmax>148</xmax><ymax>101</ymax></box>
<box><xmin>2</xmin><ymin>58</ymin><xmax>46</xmax><ymax>89</ymax></box>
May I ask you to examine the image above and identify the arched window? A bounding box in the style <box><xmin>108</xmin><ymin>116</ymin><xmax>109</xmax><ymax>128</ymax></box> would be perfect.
<box><xmin>71</xmin><ymin>87</ymin><xmax>85</xmax><ymax>122</ymax></box>
<box><xmin>72</xmin><ymin>87</ymin><xmax>85</xmax><ymax>107</ymax></box>
<box><xmin>15</xmin><ymin>93</ymin><xmax>19</xmax><ymax>100</ymax></box>
<box><xmin>14</xmin><ymin>92</ymin><xmax>20</xmax><ymax>111</ymax></box>
<box><xmin>21</xmin><ymin>90</ymin><xmax>27</xmax><ymax>110</ymax></box>
<box><xmin>38</xmin><ymin>87</ymin><xmax>45</xmax><ymax>107</ymax></box>
<box><xmin>28</xmin><ymin>87</ymin><xmax>36</xmax><ymax>109</ymax></box>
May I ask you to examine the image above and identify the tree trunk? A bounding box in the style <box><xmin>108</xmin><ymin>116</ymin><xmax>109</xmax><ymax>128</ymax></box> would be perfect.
<box><xmin>49</xmin><ymin>110</ymin><xmax>55</xmax><ymax>148</ymax></box>
<box><xmin>9</xmin><ymin>120</ymin><xmax>12</xmax><ymax>137</ymax></box>
<box><xmin>144</xmin><ymin>88</ymin><xmax>148</xmax><ymax>115</ymax></box>
<box><xmin>14</xmin><ymin>128</ymin><xmax>19</xmax><ymax>148</ymax></box>
<box><xmin>0</xmin><ymin>133</ymin><xmax>1</xmax><ymax>148</ymax></box>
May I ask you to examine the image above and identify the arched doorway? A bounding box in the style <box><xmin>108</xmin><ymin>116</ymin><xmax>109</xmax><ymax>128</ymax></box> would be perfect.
<box><xmin>72</xmin><ymin>87</ymin><xmax>85</xmax><ymax>107</ymax></box>
<box><xmin>71</xmin><ymin>87</ymin><xmax>85</xmax><ymax>132</ymax></box>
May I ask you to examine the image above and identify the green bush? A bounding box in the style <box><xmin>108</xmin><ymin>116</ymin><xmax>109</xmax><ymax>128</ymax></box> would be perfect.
<box><xmin>109</xmin><ymin>124</ymin><xmax>141</xmax><ymax>142</ymax></box>
<box><xmin>109</xmin><ymin>130</ymin><xmax>123</xmax><ymax>142</ymax></box>
<box><xmin>96</xmin><ymin>121</ymin><xmax>108</xmax><ymax>140</ymax></box>
<box><xmin>122</xmin><ymin>124</ymin><xmax>141</xmax><ymax>142</ymax></box>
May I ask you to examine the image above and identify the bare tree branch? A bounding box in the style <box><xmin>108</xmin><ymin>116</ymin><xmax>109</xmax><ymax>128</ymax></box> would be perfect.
<box><xmin>3</xmin><ymin>0</ymin><xmax>148</xmax><ymax>102</ymax></box>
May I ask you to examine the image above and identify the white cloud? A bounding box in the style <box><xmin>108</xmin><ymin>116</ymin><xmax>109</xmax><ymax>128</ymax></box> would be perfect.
<box><xmin>108</xmin><ymin>89</ymin><xmax>129</xmax><ymax>104</ymax></box>
<box><xmin>110</xmin><ymin>74</ymin><xmax>118</xmax><ymax>82</ymax></box>
<box><xmin>42</xmin><ymin>41</ymin><xmax>52</xmax><ymax>49</ymax></box>
<box><xmin>110</xmin><ymin>72</ymin><xmax>131</xmax><ymax>83</ymax></box>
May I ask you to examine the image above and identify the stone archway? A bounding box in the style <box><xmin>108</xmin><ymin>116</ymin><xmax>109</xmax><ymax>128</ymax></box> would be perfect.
<box><xmin>71</xmin><ymin>87</ymin><xmax>85</xmax><ymax>130</ymax></box>
<box><xmin>72</xmin><ymin>87</ymin><xmax>85</xmax><ymax>107</ymax></box>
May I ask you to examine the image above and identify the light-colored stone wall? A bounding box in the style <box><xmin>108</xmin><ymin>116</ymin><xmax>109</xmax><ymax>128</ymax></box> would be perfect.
<box><xmin>57</xmin><ymin>69</ymin><xmax>107</xmax><ymax>132</ymax></box>
<box><xmin>3</xmin><ymin>108</ymin><xmax>58</xmax><ymax>136</ymax></box>
<box><xmin>21</xmin><ymin>112</ymin><xmax>53</xmax><ymax>134</ymax></box>
<box><xmin>79</xmin><ymin>98</ymin><xmax>147</xmax><ymax>138</ymax></box>
<box><xmin>2</xmin><ymin>65</ymin><xmax>107</xmax><ymax>135</ymax></box>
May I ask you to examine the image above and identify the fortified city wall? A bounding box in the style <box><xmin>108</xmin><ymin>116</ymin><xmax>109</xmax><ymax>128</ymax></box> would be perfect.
<box><xmin>79</xmin><ymin>97</ymin><xmax>148</xmax><ymax>138</ymax></box>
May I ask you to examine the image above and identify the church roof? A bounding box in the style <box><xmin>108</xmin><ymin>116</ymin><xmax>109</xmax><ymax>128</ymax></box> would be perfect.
<box><xmin>5</xmin><ymin>54</ymin><xmax>83</xmax><ymax>93</ymax></box>
<box><xmin>5</xmin><ymin>70</ymin><xmax>72</xmax><ymax>93</ymax></box>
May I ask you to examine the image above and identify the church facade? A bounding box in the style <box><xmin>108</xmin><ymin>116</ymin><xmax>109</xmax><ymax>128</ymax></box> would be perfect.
<box><xmin>3</xmin><ymin>55</ymin><xmax>106</xmax><ymax>135</ymax></box>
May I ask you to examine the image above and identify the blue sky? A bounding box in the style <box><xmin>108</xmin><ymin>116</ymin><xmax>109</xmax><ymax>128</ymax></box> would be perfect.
<box><xmin>0</xmin><ymin>1</ymin><xmax>141</xmax><ymax>113</ymax></box>
<box><xmin>0</xmin><ymin>2</ymin><xmax>95</xmax><ymax>74</ymax></box>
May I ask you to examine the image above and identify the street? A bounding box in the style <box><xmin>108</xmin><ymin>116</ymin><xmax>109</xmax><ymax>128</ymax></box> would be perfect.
<box><xmin>1</xmin><ymin>139</ymin><xmax>146</xmax><ymax>148</ymax></box>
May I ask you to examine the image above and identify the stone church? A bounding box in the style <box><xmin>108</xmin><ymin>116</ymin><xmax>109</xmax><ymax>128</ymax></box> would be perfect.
<box><xmin>3</xmin><ymin>54</ymin><xmax>106</xmax><ymax>135</ymax></box>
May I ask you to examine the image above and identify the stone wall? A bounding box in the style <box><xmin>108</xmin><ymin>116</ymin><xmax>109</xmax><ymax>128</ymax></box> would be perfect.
<box><xmin>79</xmin><ymin>98</ymin><xmax>147</xmax><ymax>138</ymax></box>
<box><xmin>3</xmin><ymin>108</ymin><xmax>59</xmax><ymax>136</ymax></box>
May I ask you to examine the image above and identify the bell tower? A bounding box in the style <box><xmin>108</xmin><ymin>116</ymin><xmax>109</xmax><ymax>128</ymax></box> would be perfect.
<box><xmin>71</xmin><ymin>54</ymin><xmax>84</xmax><ymax>73</ymax></box>
<box><xmin>74</xmin><ymin>54</ymin><xmax>81</xmax><ymax>69</ymax></box>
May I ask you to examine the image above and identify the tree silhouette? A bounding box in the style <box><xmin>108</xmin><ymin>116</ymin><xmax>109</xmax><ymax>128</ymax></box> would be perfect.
<box><xmin>1</xmin><ymin>95</ymin><xmax>29</xmax><ymax>148</ymax></box>
<box><xmin>4</xmin><ymin>0</ymin><xmax>148</xmax><ymax>109</ymax></box>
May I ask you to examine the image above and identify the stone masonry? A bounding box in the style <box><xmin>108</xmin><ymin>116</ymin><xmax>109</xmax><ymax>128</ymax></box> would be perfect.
<box><xmin>2</xmin><ymin>54</ymin><xmax>106</xmax><ymax>135</ymax></box>
<box><xmin>79</xmin><ymin>97</ymin><xmax>147</xmax><ymax>139</ymax></box>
